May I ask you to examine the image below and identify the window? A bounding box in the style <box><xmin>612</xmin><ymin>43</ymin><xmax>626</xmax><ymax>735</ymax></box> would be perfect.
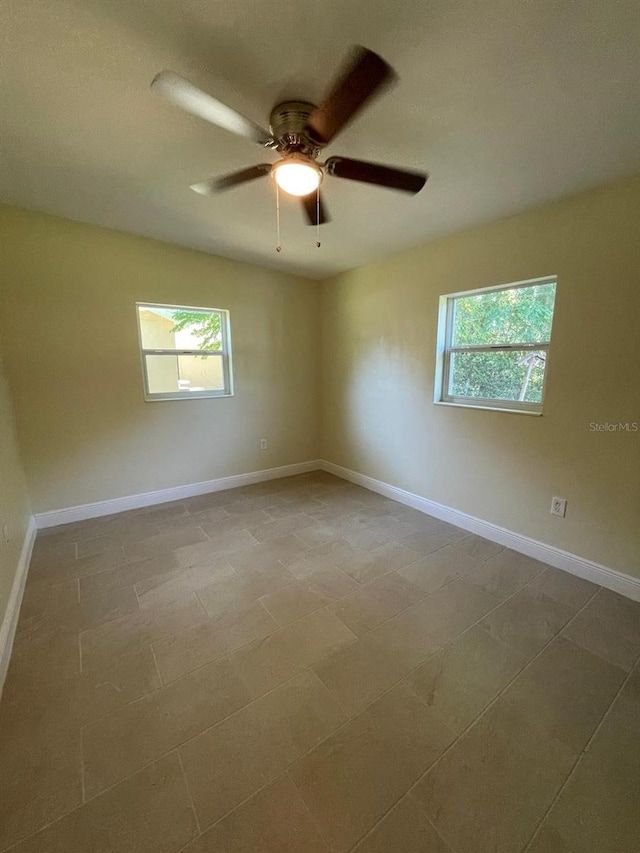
<box><xmin>435</xmin><ymin>276</ymin><xmax>556</xmax><ymax>414</ymax></box>
<box><xmin>136</xmin><ymin>303</ymin><xmax>233</xmax><ymax>400</ymax></box>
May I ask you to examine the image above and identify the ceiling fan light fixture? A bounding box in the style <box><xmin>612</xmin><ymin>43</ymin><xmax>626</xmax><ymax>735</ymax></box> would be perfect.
<box><xmin>273</xmin><ymin>158</ymin><xmax>322</xmax><ymax>197</ymax></box>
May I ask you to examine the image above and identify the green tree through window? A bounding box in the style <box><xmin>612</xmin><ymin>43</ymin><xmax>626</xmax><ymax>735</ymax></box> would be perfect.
<box><xmin>171</xmin><ymin>310</ymin><xmax>222</xmax><ymax>351</ymax></box>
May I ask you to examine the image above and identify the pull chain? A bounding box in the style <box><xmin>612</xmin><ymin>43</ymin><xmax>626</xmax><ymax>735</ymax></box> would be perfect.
<box><xmin>275</xmin><ymin>182</ymin><xmax>282</xmax><ymax>253</ymax></box>
<box><xmin>316</xmin><ymin>186</ymin><xmax>321</xmax><ymax>248</ymax></box>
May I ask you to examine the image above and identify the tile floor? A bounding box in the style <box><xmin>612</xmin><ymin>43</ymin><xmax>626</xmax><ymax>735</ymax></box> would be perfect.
<box><xmin>1</xmin><ymin>471</ymin><xmax>639</xmax><ymax>852</ymax></box>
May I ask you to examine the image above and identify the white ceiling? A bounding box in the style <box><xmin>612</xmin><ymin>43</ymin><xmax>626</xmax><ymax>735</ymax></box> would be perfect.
<box><xmin>2</xmin><ymin>0</ymin><xmax>640</xmax><ymax>279</ymax></box>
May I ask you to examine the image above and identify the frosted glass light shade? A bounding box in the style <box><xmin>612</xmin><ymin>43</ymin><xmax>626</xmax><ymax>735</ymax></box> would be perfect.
<box><xmin>273</xmin><ymin>159</ymin><xmax>322</xmax><ymax>197</ymax></box>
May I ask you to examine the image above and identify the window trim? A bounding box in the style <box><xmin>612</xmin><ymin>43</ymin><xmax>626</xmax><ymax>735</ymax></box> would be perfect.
<box><xmin>434</xmin><ymin>275</ymin><xmax>556</xmax><ymax>415</ymax></box>
<box><xmin>136</xmin><ymin>302</ymin><xmax>234</xmax><ymax>401</ymax></box>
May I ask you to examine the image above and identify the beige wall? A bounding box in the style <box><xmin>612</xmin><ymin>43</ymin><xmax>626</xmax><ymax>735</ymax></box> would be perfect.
<box><xmin>0</xmin><ymin>207</ymin><xmax>321</xmax><ymax>512</ymax></box>
<box><xmin>0</xmin><ymin>344</ymin><xmax>32</xmax><ymax>630</ymax></box>
<box><xmin>321</xmin><ymin>176</ymin><xmax>640</xmax><ymax>577</ymax></box>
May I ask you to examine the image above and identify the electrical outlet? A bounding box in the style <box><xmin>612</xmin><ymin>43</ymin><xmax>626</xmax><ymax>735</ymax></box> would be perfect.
<box><xmin>2</xmin><ymin>524</ymin><xmax>9</xmax><ymax>543</ymax></box>
<box><xmin>550</xmin><ymin>497</ymin><xmax>567</xmax><ymax>517</ymax></box>
<box><xmin>260</xmin><ymin>438</ymin><xmax>268</xmax><ymax>450</ymax></box>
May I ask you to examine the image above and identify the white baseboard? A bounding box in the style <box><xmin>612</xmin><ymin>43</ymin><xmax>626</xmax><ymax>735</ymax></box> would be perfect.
<box><xmin>0</xmin><ymin>516</ymin><xmax>37</xmax><ymax>694</ymax></box>
<box><xmin>320</xmin><ymin>460</ymin><xmax>640</xmax><ymax>603</ymax></box>
<box><xmin>35</xmin><ymin>460</ymin><xmax>322</xmax><ymax>529</ymax></box>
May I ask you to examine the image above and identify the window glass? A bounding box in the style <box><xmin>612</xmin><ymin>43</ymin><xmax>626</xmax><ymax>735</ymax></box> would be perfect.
<box><xmin>136</xmin><ymin>303</ymin><xmax>232</xmax><ymax>400</ymax></box>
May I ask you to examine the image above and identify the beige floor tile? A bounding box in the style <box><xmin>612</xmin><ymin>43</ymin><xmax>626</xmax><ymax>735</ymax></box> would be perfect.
<box><xmin>387</xmin><ymin>506</ymin><xmax>443</xmax><ymax>526</ymax></box>
<box><xmin>397</xmin><ymin>542</ymin><xmax>480</xmax><ymax>595</ymax></box>
<box><xmin>293</xmin><ymin>521</ymin><xmax>344</xmax><ymax>548</ymax></box>
<box><xmin>225</xmin><ymin>494</ymin><xmax>287</xmax><ymax>514</ymax></box>
<box><xmin>583</xmin><ymin>661</ymin><xmax>640</xmax><ymax>770</ymax></box>
<box><xmin>465</xmin><ymin>548</ymin><xmax>547</xmax><ymax>599</ymax></box>
<box><xmin>132</xmin><ymin>501</ymin><xmax>190</xmax><ymax>522</ymax></box>
<box><xmin>32</xmin><ymin>645</ymin><xmax>161</xmax><ymax>729</ymax></box>
<box><xmin>124</xmin><ymin>525</ymin><xmax>209</xmax><ymax>561</ymax></box>
<box><xmin>279</xmin><ymin>549</ymin><xmax>342</xmax><ymax>579</ymax></box>
<box><xmin>247</xmin><ymin>513</ymin><xmax>315</xmax><ymax>542</ymax></box>
<box><xmin>406</xmin><ymin>578</ymin><xmax>499</xmax><ymax>646</ymax></box>
<box><xmin>527</xmin><ymin>666</ymin><xmax>640</xmax><ymax>853</ymax></box>
<box><xmin>314</xmin><ymin>601</ymin><xmax>442</xmax><ymax>716</ymax></box>
<box><xmin>401</xmin><ymin>530</ymin><xmax>464</xmax><ymax>557</ymax></box>
<box><xmin>265</xmin><ymin>497</ymin><xmax>325</xmax><ymax>518</ymax></box>
<box><xmin>6</xmin><ymin>478</ymin><xmax>637</xmax><ymax>853</ymax></box>
<box><xmin>481</xmin><ymin>585</ymin><xmax>576</xmax><ymax>659</ymax></box>
<box><xmin>457</xmin><ymin>534</ymin><xmax>504</xmax><ymax>562</ymax></box>
<box><xmin>153</xmin><ymin>599</ymin><xmax>277</xmax><ymax>682</ymax></box>
<box><xmin>0</xmin><ymin>724</ymin><xmax>82</xmax><ymax>851</ymax></box>
<box><xmin>52</xmin><ymin>585</ymin><xmax>140</xmax><ymax>632</ymax></box>
<box><xmin>32</xmin><ymin>546</ymin><xmax>129</xmax><ymax>583</ymax></box>
<box><xmin>413</xmin><ymin>693</ymin><xmax>577</xmax><ymax>853</ymax></box>
<box><xmin>183</xmin><ymin>491</ymin><xmax>243</xmax><ymax>512</ymax></box>
<box><xmin>80</xmin><ymin>593</ymin><xmax>207</xmax><ymax>672</ymax></box>
<box><xmin>302</xmin><ymin>565</ymin><xmax>360</xmax><ymax>598</ymax></box>
<box><xmin>228</xmin><ymin>534</ymin><xmax>309</xmax><ymax>571</ymax></box>
<box><xmin>399</xmin><ymin>517</ymin><xmax>465</xmax><ymax>540</ymax></box>
<box><xmin>83</xmin><ymin>656</ymin><xmax>251</xmax><ymax>796</ymax></box>
<box><xmin>290</xmin><ymin>682</ymin><xmax>456</xmax><ymax>853</ymax></box>
<box><xmin>260</xmin><ymin>582</ymin><xmax>333</xmax><ymax>625</ymax></box>
<box><xmin>175</xmin><ymin>529</ymin><xmax>259</xmax><ymax>567</ymax></box>
<box><xmin>329</xmin><ymin>571</ymin><xmax>427</xmax><ymax>636</ymax></box>
<box><xmin>79</xmin><ymin>551</ymin><xmax>181</xmax><ymax>599</ymax></box>
<box><xmin>406</xmin><ymin>625</ymin><xmax>527</xmax><ymax>735</ymax></box>
<box><xmin>353</xmin><ymin>794</ymin><xmax>453</xmax><ymax>853</ymax></box>
<box><xmin>134</xmin><ymin>559</ymin><xmax>237</xmax><ymax>609</ymax></box>
<box><xmin>71</xmin><ymin>547</ymin><xmax>132</xmax><ymax>579</ymax></box>
<box><xmin>7</xmin><ymin>622</ymin><xmax>80</xmax><ymax>684</ymax></box>
<box><xmin>562</xmin><ymin>588</ymin><xmax>640</xmax><ymax>671</ymax></box>
<box><xmin>1</xmin><ymin>640</ymin><xmax>160</xmax><ymax>735</ymax></box>
<box><xmin>337</xmin><ymin>541</ymin><xmax>420</xmax><ymax>585</ymax></box>
<box><xmin>196</xmin><ymin>562</ymin><xmax>295</xmax><ymax>618</ymax></box>
<box><xmin>7</xmin><ymin>753</ymin><xmax>197</xmax><ymax>853</ymax></box>
<box><xmin>356</xmin><ymin>516</ymin><xmax>414</xmax><ymax>541</ymax></box>
<box><xmin>18</xmin><ymin>575</ymin><xmax>78</xmax><ymax>623</ymax></box>
<box><xmin>528</xmin><ymin>567</ymin><xmax>598</xmax><ymax>609</ymax></box>
<box><xmin>180</xmin><ymin>670</ymin><xmax>346</xmax><ymax>829</ymax></box>
<box><xmin>305</xmin><ymin>536</ymin><xmax>364</xmax><ymax>565</ymax></box>
<box><xmin>496</xmin><ymin>636</ymin><xmax>626</xmax><ymax>753</ymax></box>
<box><xmin>229</xmin><ymin>608</ymin><xmax>357</xmax><ymax>699</ymax></box>
<box><xmin>181</xmin><ymin>775</ymin><xmax>328</xmax><ymax>852</ymax></box>
<box><xmin>33</xmin><ymin>526</ymin><xmax>81</xmax><ymax>548</ymax></box>
<box><xmin>171</xmin><ymin>506</ymin><xmax>230</xmax><ymax>528</ymax></box>
<box><xmin>75</xmin><ymin>522</ymin><xmax>161</xmax><ymax>557</ymax></box>
<box><xmin>342</xmin><ymin>527</ymin><xmax>402</xmax><ymax>553</ymax></box>
<box><xmin>28</xmin><ymin>540</ymin><xmax>77</xmax><ymax>572</ymax></box>
<box><xmin>396</xmin><ymin>503</ymin><xmax>447</xmax><ymax>523</ymax></box>
<box><xmin>307</xmin><ymin>502</ymin><xmax>366</xmax><ymax>524</ymax></box>
<box><xmin>198</xmin><ymin>509</ymin><xmax>272</xmax><ymax>537</ymax></box>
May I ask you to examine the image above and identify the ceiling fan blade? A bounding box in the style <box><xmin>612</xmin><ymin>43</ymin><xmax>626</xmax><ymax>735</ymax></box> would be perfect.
<box><xmin>301</xmin><ymin>192</ymin><xmax>330</xmax><ymax>226</ymax></box>
<box><xmin>191</xmin><ymin>164</ymin><xmax>272</xmax><ymax>195</ymax></box>
<box><xmin>151</xmin><ymin>71</ymin><xmax>274</xmax><ymax>147</ymax></box>
<box><xmin>325</xmin><ymin>156</ymin><xmax>428</xmax><ymax>194</ymax></box>
<box><xmin>305</xmin><ymin>46</ymin><xmax>397</xmax><ymax>146</ymax></box>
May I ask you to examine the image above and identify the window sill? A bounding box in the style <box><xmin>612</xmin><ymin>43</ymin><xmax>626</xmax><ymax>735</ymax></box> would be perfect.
<box><xmin>433</xmin><ymin>401</ymin><xmax>543</xmax><ymax>416</ymax></box>
<box><xmin>144</xmin><ymin>392</ymin><xmax>234</xmax><ymax>402</ymax></box>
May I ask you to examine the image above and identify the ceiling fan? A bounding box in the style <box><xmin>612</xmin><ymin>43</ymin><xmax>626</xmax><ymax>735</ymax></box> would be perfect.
<box><xmin>151</xmin><ymin>46</ymin><xmax>428</xmax><ymax>227</ymax></box>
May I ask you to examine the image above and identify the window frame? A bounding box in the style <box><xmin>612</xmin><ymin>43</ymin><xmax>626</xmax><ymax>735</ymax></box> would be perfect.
<box><xmin>434</xmin><ymin>275</ymin><xmax>556</xmax><ymax>415</ymax></box>
<box><xmin>135</xmin><ymin>302</ymin><xmax>234</xmax><ymax>401</ymax></box>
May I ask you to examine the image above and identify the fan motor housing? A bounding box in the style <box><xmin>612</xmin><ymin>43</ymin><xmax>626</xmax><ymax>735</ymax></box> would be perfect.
<box><xmin>270</xmin><ymin>101</ymin><xmax>320</xmax><ymax>157</ymax></box>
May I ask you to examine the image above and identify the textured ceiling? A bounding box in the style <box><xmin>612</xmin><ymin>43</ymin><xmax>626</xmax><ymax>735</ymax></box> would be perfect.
<box><xmin>2</xmin><ymin>0</ymin><xmax>640</xmax><ymax>279</ymax></box>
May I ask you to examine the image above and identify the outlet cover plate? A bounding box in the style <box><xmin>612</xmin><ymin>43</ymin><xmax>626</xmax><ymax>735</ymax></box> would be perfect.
<box><xmin>551</xmin><ymin>497</ymin><xmax>567</xmax><ymax>517</ymax></box>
